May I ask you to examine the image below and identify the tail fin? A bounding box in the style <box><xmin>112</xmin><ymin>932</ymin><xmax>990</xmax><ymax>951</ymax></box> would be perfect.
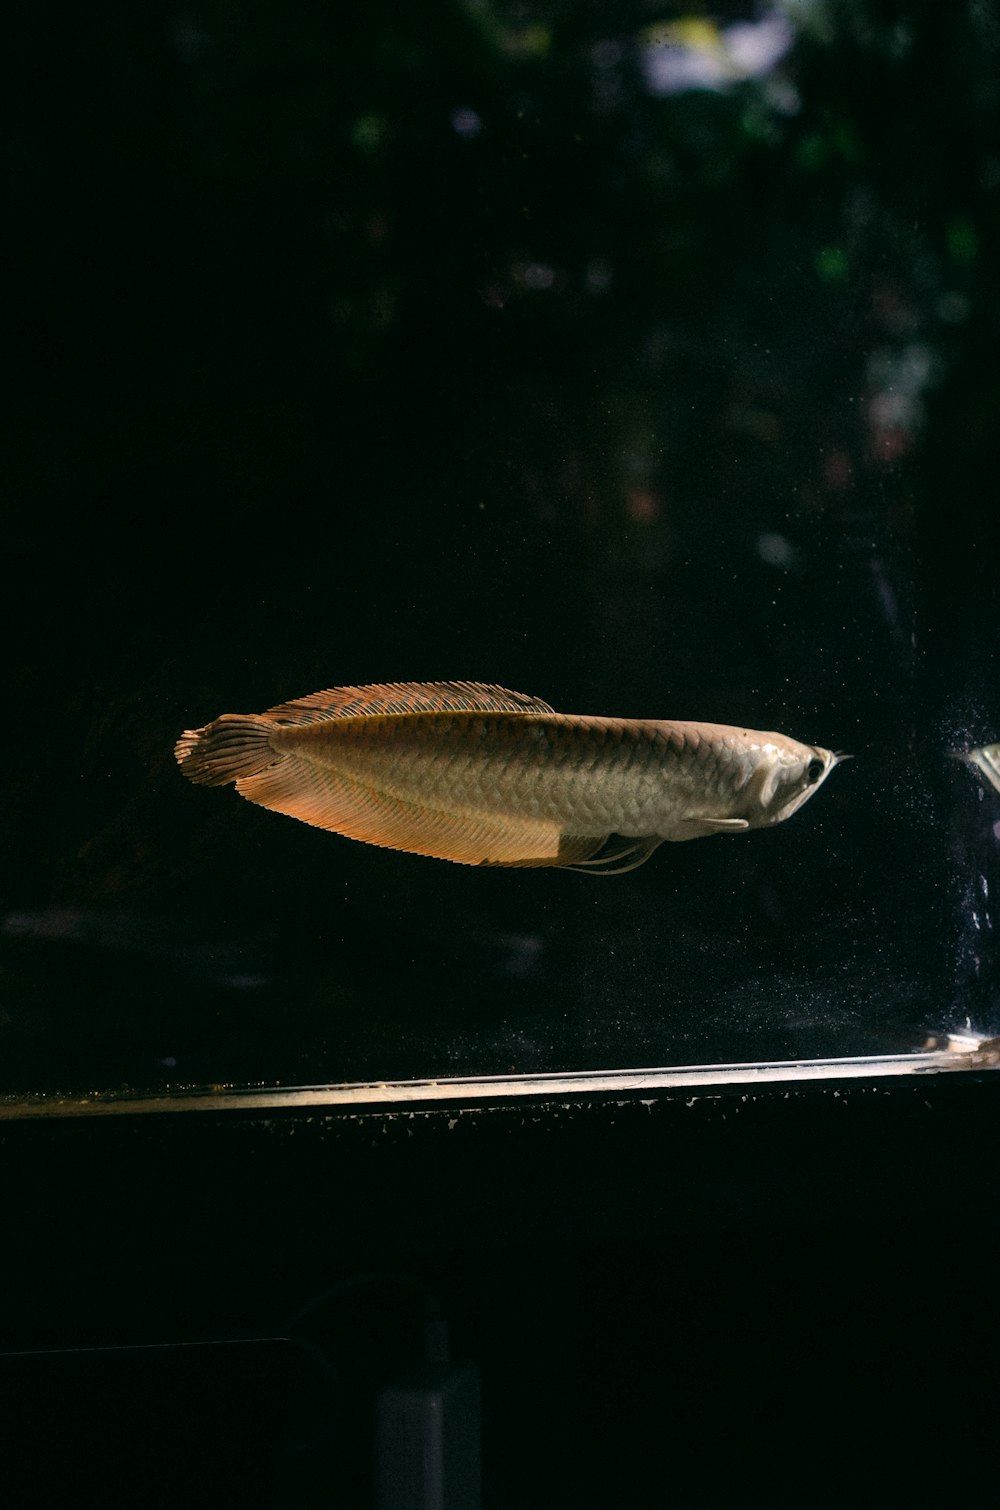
<box><xmin>174</xmin><ymin>714</ymin><xmax>280</xmax><ymax>787</ymax></box>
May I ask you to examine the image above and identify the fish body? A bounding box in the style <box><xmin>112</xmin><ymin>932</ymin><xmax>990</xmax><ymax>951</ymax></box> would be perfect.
<box><xmin>175</xmin><ymin>681</ymin><xmax>841</xmax><ymax>872</ymax></box>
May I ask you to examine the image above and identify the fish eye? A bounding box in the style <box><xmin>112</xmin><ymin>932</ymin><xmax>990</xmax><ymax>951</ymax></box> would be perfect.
<box><xmin>806</xmin><ymin>757</ymin><xmax>825</xmax><ymax>784</ymax></box>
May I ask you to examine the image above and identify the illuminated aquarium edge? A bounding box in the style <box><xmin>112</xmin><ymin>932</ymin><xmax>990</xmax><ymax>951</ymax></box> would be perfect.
<box><xmin>1</xmin><ymin>1036</ymin><xmax>997</xmax><ymax>1120</ymax></box>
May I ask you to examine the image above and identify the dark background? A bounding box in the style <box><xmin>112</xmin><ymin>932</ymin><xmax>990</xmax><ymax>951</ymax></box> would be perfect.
<box><xmin>2</xmin><ymin>1073</ymin><xmax>1000</xmax><ymax>1507</ymax></box>
<box><xmin>5</xmin><ymin>0</ymin><xmax>1000</xmax><ymax>1096</ymax></box>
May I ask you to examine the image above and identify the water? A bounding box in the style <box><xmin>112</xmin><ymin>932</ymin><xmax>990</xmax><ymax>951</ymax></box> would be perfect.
<box><xmin>5</xmin><ymin>2</ymin><xmax>1000</xmax><ymax>1106</ymax></box>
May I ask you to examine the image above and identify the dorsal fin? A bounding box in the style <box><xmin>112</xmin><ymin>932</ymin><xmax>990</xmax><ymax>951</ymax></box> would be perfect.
<box><xmin>263</xmin><ymin>680</ymin><xmax>554</xmax><ymax>725</ymax></box>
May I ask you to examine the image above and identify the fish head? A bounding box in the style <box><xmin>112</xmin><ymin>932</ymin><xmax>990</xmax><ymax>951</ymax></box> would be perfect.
<box><xmin>754</xmin><ymin>741</ymin><xmax>845</xmax><ymax>827</ymax></box>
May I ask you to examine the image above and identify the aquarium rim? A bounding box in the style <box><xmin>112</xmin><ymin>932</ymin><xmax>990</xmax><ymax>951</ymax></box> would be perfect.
<box><xmin>1</xmin><ymin>1037</ymin><xmax>996</xmax><ymax>1121</ymax></box>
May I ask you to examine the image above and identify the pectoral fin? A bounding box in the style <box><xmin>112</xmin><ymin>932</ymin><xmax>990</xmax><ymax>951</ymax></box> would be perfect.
<box><xmin>687</xmin><ymin>817</ymin><xmax>750</xmax><ymax>833</ymax></box>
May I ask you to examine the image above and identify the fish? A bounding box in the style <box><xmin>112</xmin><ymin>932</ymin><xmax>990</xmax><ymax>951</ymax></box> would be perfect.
<box><xmin>174</xmin><ymin>681</ymin><xmax>845</xmax><ymax>873</ymax></box>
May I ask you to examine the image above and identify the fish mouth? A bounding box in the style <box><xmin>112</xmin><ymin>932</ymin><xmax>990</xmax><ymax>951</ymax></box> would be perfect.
<box><xmin>832</xmin><ymin>751</ymin><xmax>853</xmax><ymax>764</ymax></box>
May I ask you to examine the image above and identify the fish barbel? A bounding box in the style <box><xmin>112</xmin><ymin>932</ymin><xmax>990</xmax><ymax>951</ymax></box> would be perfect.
<box><xmin>175</xmin><ymin>681</ymin><xmax>844</xmax><ymax>873</ymax></box>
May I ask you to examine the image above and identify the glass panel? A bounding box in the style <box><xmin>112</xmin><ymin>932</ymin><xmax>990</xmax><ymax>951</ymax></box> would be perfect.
<box><xmin>6</xmin><ymin>1</ymin><xmax>1000</xmax><ymax>1110</ymax></box>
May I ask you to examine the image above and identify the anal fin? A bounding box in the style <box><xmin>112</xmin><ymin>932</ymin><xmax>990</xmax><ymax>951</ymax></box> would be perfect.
<box><xmin>234</xmin><ymin>756</ymin><xmax>568</xmax><ymax>867</ymax></box>
<box><xmin>481</xmin><ymin>832</ymin><xmax>611</xmax><ymax>871</ymax></box>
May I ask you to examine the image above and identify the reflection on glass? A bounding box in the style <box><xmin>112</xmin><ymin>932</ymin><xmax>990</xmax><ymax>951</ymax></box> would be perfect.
<box><xmin>962</xmin><ymin>744</ymin><xmax>1000</xmax><ymax>794</ymax></box>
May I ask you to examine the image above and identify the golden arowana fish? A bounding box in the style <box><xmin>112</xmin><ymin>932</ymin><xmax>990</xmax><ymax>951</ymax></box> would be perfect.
<box><xmin>174</xmin><ymin>681</ymin><xmax>846</xmax><ymax>873</ymax></box>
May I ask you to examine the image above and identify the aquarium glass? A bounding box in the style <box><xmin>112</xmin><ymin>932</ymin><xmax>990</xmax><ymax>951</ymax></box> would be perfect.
<box><xmin>6</xmin><ymin>0</ymin><xmax>1000</xmax><ymax>1110</ymax></box>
